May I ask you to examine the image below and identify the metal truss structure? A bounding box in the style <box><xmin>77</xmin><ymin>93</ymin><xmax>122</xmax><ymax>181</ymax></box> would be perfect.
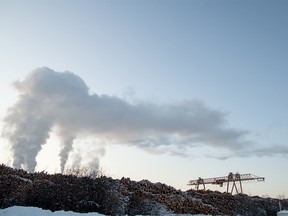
<box><xmin>188</xmin><ymin>172</ymin><xmax>265</xmax><ymax>194</ymax></box>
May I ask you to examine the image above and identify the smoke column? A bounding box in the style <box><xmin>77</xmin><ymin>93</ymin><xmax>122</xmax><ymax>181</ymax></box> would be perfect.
<box><xmin>2</xmin><ymin>67</ymin><xmax>253</xmax><ymax>172</ymax></box>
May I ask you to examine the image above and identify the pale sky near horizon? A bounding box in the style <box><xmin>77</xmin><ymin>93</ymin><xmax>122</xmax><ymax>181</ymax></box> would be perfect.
<box><xmin>0</xmin><ymin>0</ymin><xmax>288</xmax><ymax>198</ymax></box>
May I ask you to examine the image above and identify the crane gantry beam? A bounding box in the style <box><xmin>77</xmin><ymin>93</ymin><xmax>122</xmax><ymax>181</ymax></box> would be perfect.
<box><xmin>188</xmin><ymin>172</ymin><xmax>265</xmax><ymax>194</ymax></box>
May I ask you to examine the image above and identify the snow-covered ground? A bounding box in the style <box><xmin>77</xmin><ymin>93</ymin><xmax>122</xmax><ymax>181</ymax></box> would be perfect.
<box><xmin>0</xmin><ymin>206</ymin><xmax>209</xmax><ymax>216</ymax></box>
<box><xmin>0</xmin><ymin>206</ymin><xmax>103</xmax><ymax>216</ymax></box>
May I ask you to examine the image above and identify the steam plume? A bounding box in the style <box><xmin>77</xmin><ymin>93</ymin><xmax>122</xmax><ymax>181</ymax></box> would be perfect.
<box><xmin>2</xmin><ymin>67</ymin><xmax>283</xmax><ymax>172</ymax></box>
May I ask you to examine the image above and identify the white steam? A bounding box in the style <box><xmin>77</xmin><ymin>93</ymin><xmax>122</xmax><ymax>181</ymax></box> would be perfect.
<box><xmin>2</xmin><ymin>67</ymin><xmax>282</xmax><ymax>172</ymax></box>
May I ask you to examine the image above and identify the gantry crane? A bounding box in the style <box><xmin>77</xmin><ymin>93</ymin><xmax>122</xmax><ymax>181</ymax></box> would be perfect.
<box><xmin>188</xmin><ymin>172</ymin><xmax>265</xmax><ymax>194</ymax></box>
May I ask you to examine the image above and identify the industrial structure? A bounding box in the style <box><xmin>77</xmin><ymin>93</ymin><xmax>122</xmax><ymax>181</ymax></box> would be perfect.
<box><xmin>188</xmin><ymin>172</ymin><xmax>265</xmax><ymax>194</ymax></box>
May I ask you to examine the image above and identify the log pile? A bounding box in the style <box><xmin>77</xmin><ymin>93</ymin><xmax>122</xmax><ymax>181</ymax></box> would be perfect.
<box><xmin>0</xmin><ymin>164</ymin><xmax>287</xmax><ymax>215</ymax></box>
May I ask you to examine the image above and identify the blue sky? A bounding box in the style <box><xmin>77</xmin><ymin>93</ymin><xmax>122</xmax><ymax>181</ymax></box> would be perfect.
<box><xmin>0</xmin><ymin>0</ymin><xmax>288</xmax><ymax>197</ymax></box>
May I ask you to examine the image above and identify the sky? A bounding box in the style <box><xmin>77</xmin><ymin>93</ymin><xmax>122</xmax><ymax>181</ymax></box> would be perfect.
<box><xmin>0</xmin><ymin>0</ymin><xmax>288</xmax><ymax>198</ymax></box>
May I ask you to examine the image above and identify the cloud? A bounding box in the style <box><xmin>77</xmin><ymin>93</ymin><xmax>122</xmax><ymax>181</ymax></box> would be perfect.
<box><xmin>2</xmin><ymin>67</ymin><xmax>280</xmax><ymax>172</ymax></box>
<box><xmin>237</xmin><ymin>145</ymin><xmax>288</xmax><ymax>158</ymax></box>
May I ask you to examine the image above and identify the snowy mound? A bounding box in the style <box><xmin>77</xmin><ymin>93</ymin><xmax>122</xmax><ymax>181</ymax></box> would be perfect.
<box><xmin>0</xmin><ymin>206</ymin><xmax>209</xmax><ymax>216</ymax></box>
<box><xmin>0</xmin><ymin>206</ymin><xmax>102</xmax><ymax>216</ymax></box>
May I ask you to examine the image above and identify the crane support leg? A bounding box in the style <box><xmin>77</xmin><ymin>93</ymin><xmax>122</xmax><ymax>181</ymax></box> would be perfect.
<box><xmin>226</xmin><ymin>181</ymin><xmax>229</xmax><ymax>193</ymax></box>
<box><xmin>239</xmin><ymin>179</ymin><xmax>243</xmax><ymax>193</ymax></box>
